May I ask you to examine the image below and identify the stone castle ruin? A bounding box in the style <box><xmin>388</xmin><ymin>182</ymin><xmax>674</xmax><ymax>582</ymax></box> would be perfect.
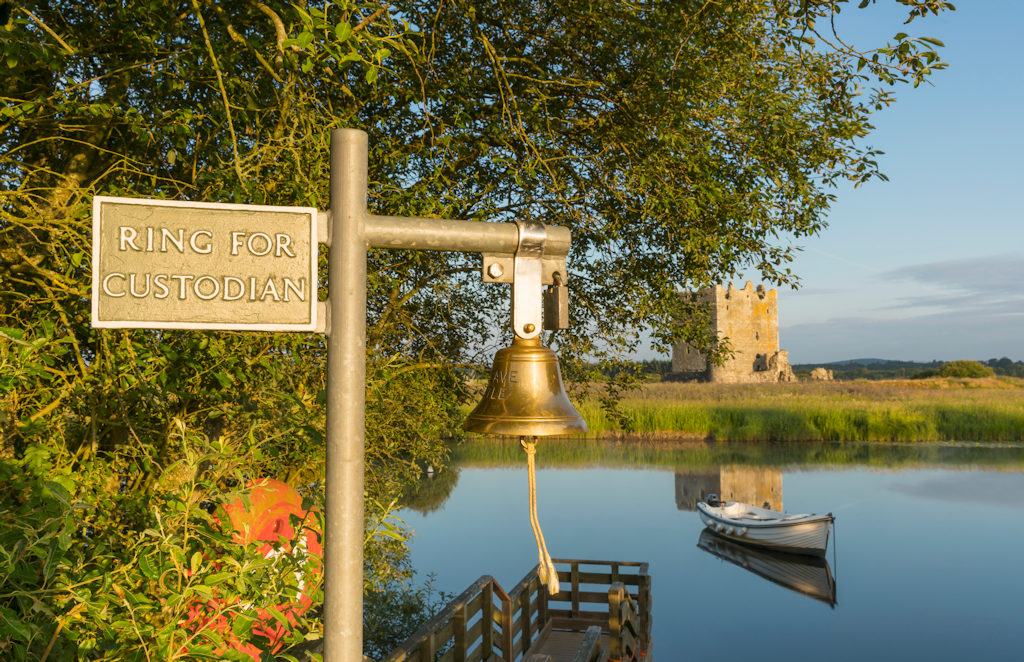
<box><xmin>672</xmin><ymin>282</ymin><xmax>795</xmax><ymax>383</ymax></box>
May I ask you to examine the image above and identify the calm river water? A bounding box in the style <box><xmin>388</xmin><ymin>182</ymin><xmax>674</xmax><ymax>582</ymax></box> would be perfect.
<box><xmin>399</xmin><ymin>440</ymin><xmax>1024</xmax><ymax>661</ymax></box>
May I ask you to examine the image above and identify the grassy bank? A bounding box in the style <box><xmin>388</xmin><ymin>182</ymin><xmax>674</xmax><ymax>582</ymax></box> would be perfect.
<box><xmin>567</xmin><ymin>377</ymin><xmax>1024</xmax><ymax>442</ymax></box>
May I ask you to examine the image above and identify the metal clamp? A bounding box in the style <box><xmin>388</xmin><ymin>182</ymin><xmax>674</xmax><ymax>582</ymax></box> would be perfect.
<box><xmin>513</xmin><ymin>221</ymin><xmax>546</xmax><ymax>339</ymax></box>
<box><xmin>479</xmin><ymin>221</ymin><xmax>571</xmax><ymax>338</ymax></box>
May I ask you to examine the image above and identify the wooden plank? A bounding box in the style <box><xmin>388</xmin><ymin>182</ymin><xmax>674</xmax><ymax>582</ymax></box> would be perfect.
<box><xmin>466</xmin><ymin>617</ymin><xmax>483</xmax><ymax>647</ymax></box>
<box><xmin>552</xmin><ymin>558</ymin><xmax>648</xmax><ymax>570</ymax></box>
<box><xmin>556</xmin><ymin>571</ymin><xmax>643</xmax><ymax>587</ymax></box>
<box><xmin>550</xmin><ymin>590</ymin><xmax>617</xmax><ymax>605</ymax></box>
<box><xmin>548</xmin><ymin>609</ymin><xmax>607</xmax><ymax>623</ymax></box>
<box><xmin>538</xmin><ymin>575</ymin><xmax>548</xmax><ymax>628</ymax></box>
<box><xmin>419</xmin><ymin>632</ymin><xmax>435</xmax><ymax>662</ymax></box>
<box><xmin>481</xmin><ymin>580</ymin><xmax>493</xmax><ymax>657</ymax></box>
<box><xmin>608</xmin><ymin>584</ymin><xmax>623</xmax><ymax>662</ymax></box>
<box><xmin>454</xmin><ymin>603</ymin><xmax>467</xmax><ymax>661</ymax></box>
<box><xmin>520</xmin><ymin>587</ymin><xmax>534</xmax><ymax>652</ymax></box>
<box><xmin>570</xmin><ymin>562</ymin><xmax>580</xmax><ymax>617</ymax></box>
<box><xmin>570</xmin><ymin>627</ymin><xmax>605</xmax><ymax>662</ymax></box>
<box><xmin>638</xmin><ymin>573</ymin><xmax>652</xmax><ymax>655</ymax></box>
<box><xmin>436</xmin><ymin>621</ymin><xmax>455</xmax><ymax>647</ymax></box>
<box><xmin>501</xmin><ymin>605</ymin><xmax>514</xmax><ymax>660</ymax></box>
<box><xmin>528</xmin><ymin>629</ymin><xmax>609</xmax><ymax>662</ymax></box>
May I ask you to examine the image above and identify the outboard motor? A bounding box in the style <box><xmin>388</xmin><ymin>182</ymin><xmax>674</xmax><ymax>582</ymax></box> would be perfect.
<box><xmin>706</xmin><ymin>493</ymin><xmax>720</xmax><ymax>507</ymax></box>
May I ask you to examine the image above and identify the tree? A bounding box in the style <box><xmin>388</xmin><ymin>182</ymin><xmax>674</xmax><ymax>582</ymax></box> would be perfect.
<box><xmin>1</xmin><ymin>0</ymin><xmax>953</xmax><ymax>657</ymax></box>
<box><xmin>939</xmin><ymin>360</ymin><xmax>995</xmax><ymax>379</ymax></box>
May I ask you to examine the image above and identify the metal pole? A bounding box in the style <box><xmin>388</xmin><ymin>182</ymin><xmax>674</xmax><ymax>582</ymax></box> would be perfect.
<box><xmin>366</xmin><ymin>214</ymin><xmax>571</xmax><ymax>256</ymax></box>
<box><xmin>321</xmin><ymin>128</ymin><xmax>574</xmax><ymax>661</ymax></box>
<box><xmin>325</xmin><ymin>128</ymin><xmax>368</xmax><ymax>662</ymax></box>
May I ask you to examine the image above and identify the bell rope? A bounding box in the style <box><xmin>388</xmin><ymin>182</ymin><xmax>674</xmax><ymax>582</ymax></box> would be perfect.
<box><xmin>522</xmin><ymin>436</ymin><xmax>560</xmax><ymax>596</ymax></box>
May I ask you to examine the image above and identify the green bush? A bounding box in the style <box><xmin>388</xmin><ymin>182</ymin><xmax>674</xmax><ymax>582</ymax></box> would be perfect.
<box><xmin>0</xmin><ymin>428</ymin><xmax>324</xmax><ymax>661</ymax></box>
<box><xmin>938</xmin><ymin>360</ymin><xmax>995</xmax><ymax>379</ymax></box>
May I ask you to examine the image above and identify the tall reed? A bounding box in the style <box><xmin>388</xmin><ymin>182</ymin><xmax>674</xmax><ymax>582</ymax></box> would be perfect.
<box><xmin>570</xmin><ymin>379</ymin><xmax>1024</xmax><ymax>442</ymax></box>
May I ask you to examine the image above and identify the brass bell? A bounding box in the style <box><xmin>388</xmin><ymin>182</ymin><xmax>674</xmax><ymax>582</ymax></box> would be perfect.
<box><xmin>464</xmin><ymin>336</ymin><xmax>588</xmax><ymax>437</ymax></box>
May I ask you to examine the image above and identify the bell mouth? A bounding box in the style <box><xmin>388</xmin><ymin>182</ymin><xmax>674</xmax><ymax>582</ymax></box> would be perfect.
<box><xmin>463</xmin><ymin>336</ymin><xmax>588</xmax><ymax>437</ymax></box>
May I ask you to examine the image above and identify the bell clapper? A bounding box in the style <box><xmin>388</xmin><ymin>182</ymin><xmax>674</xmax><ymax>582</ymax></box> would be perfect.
<box><xmin>522</xmin><ymin>435</ymin><xmax>560</xmax><ymax>596</ymax></box>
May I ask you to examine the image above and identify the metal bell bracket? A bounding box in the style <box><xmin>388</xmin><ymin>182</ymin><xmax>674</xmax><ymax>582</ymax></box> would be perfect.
<box><xmin>481</xmin><ymin>221</ymin><xmax>569</xmax><ymax>339</ymax></box>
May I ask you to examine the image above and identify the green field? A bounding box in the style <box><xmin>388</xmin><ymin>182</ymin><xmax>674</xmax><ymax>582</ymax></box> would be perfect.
<box><xmin>509</xmin><ymin>377</ymin><xmax>1024</xmax><ymax>443</ymax></box>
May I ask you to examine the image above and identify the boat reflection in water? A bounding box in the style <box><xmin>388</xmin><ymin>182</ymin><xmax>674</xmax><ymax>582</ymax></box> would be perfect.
<box><xmin>697</xmin><ymin>529</ymin><xmax>837</xmax><ymax>608</ymax></box>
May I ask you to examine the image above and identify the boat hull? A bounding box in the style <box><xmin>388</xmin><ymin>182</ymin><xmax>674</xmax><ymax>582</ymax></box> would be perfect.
<box><xmin>696</xmin><ymin>502</ymin><xmax>833</xmax><ymax>557</ymax></box>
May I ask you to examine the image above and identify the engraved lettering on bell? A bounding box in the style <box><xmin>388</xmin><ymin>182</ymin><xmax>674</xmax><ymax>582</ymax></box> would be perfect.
<box><xmin>490</xmin><ymin>369</ymin><xmax>519</xmax><ymax>400</ymax></box>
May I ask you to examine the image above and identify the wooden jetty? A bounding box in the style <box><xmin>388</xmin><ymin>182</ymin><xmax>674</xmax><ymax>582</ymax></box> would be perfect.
<box><xmin>379</xmin><ymin>559</ymin><xmax>652</xmax><ymax>662</ymax></box>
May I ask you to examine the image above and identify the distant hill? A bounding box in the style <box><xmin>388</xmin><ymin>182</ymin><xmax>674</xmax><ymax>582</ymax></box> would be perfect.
<box><xmin>792</xmin><ymin>358</ymin><xmax>1024</xmax><ymax>380</ymax></box>
<box><xmin>619</xmin><ymin>358</ymin><xmax>1024</xmax><ymax>382</ymax></box>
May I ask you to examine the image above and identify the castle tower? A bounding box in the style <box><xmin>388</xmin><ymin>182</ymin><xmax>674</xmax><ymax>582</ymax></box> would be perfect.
<box><xmin>672</xmin><ymin>282</ymin><xmax>794</xmax><ymax>383</ymax></box>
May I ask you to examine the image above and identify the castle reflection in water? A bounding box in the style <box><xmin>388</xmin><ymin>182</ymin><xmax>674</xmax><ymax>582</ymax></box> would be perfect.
<box><xmin>674</xmin><ymin>466</ymin><xmax>782</xmax><ymax>511</ymax></box>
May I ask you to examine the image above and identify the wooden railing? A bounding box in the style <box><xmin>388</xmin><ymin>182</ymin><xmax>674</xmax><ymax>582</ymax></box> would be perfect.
<box><xmin>379</xmin><ymin>559</ymin><xmax>651</xmax><ymax>662</ymax></box>
<box><xmin>547</xmin><ymin>558</ymin><xmax>652</xmax><ymax>658</ymax></box>
<box><xmin>505</xmin><ymin>567</ymin><xmax>550</xmax><ymax>660</ymax></box>
<box><xmin>380</xmin><ymin>575</ymin><xmax>509</xmax><ymax>662</ymax></box>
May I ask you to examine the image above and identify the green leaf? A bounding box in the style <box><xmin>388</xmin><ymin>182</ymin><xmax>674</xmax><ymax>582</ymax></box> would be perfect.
<box><xmin>204</xmin><ymin>571</ymin><xmax>234</xmax><ymax>586</ymax></box>
<box><xmin>335</xmin><ymin>22</ymin><xmax>351</xmax><ymax>42</ymax></box>
<box><xmin>139</xmin><ymin>554</ymin><xmax>160</xmax><ymax>581</ymax></box>
<box><xmin>43</xmin><ymin>480</ymin><xmax>71</xmax><ymax>507</ymax></box>
<box><xmin>43</xmin><ymin>540</ymin><xmax>61</xmax><ymax>580</ymax></box>
<box><xmin>232</xmin><ymin>614</ymin><xmax>257</xmax><ymax>637</ymax></box>
<box><xmin>263</xmin><ymin>605</ymin><xmax>292</xmax><ymax>629</ymax></box>
<box><xmin>191</xmin><ymin>584</ymin><xmax>214</xmax><ymax>599</ymax></box>
<box><xmin>190</xmin><ymin>551</ymin><xmax>203</xmax><ymax>575</ymax></box>
<box><xmin>0</xmin><ymin>326</ymin><xmax>25</xmax><ymax>341</ymax></box>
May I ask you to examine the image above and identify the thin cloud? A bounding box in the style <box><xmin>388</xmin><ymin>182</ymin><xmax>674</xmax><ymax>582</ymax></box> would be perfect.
<box><xmin>881</xmin><ymin>253</ymin><xmax>1024</xmax><ymax>293</ymax></box>
<box><xmin>875</xmin><ymin>253</ymin><xmax>1024</xmax><ymax>315</ymax></box>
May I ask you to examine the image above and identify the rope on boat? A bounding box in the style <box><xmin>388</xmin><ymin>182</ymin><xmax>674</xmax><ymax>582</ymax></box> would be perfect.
<box><xmin>522</xmin><ymin>436</ymin><xmax>560</xmax><ymax>596</ymax></box>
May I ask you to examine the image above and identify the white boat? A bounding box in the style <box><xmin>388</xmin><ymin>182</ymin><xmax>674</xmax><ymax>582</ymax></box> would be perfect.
<box><xmin>696</xmin><ymin>496</ymin><xmax>834</xmax><ymax>557</ymax></box>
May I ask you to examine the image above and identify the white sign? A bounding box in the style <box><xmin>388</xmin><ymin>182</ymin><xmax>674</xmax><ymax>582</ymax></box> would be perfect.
<box><xmin>92</xmin><ymin>196</ymin><xmax>318</xmax><ymax>331</ymax></box>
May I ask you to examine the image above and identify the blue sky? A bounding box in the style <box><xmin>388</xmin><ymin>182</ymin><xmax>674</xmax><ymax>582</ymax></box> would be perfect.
<box><xmin>772</xmin><ymin>1</ymin><xmax>1024</xmax><ymax>363</ymax></box>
